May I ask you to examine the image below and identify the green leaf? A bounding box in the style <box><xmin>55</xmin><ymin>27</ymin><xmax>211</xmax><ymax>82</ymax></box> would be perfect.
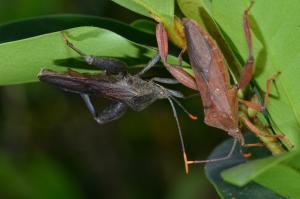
<box><xmin>254</xmin><ymin>163</ymin><xmax>300</xmax><ymax>199</ymax></box>
<box><xmin>212</xmin><ymin>0</ymin><xmax>300</xmax><ymax>149</ymax></box>
<box><xmin>0</xmin><ymin>15</ymin><xmax>190</xmax><ymax>85</ymax></box>
<box><xmin>0</xmin><ymin>26</ymin><xmax>158</xmax><ymax>85</ymax></box>
<box><xmin>131</xmin><ymin>19</ymin><xmax>156</xmax><ymax>34</ymax></box>
<box><xmin>177</xmin><ymin>0</ymin><xmax>212</xmax><ymax>24</ymax></box>
<box><xmin>0</xmin><ymin>14</ymin><xmax>157</xmax><ymax>46</ymax></box>
<box><xmin>221</xmin><ymin>152</ymin><xmax>294</xmax><ymax>186</ymax></box>
<box><xmin>205</xmin><ymin>135</ymin><xmax>285</xmax><ymax>199</ymax></box>
<box><xmin>112</xmin><ymin>0</ymin><xmax>174</xmax><ymax>23</ymax></box>
<box><xmin>221</xmin><ymin>150</ymin><xmax>300</xmax><ymax>199</ymax></box>
<box><xmin>0</xmin><ymin>151</ymin><xmax>82</xmax><ymax>199</ymax></box>
<box><xmin>112</xmin><ymin>0</ymin><xmax>187</xmax><ymax>49</ymax></box>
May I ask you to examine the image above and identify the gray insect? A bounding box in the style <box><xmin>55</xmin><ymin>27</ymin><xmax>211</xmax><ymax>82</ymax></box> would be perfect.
<box><xmin>38</xmin><ymin>33</ymin><xmax>197</xmax><ymax>172</ymax></box>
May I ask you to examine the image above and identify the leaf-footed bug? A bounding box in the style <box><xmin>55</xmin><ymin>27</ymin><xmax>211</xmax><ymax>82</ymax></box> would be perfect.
<box><xmin>38</xmin><ymin>32</ymin><xmax>198</xmax><ymax>172</ymax></box>
<box><xmin>153</xmin><ymin>1</ymin><xmax>287</xmax><ymax>173</ymax></box>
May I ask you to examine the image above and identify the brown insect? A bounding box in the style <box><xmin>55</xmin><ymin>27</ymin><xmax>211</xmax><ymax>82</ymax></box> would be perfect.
<box><xmin>154</xmin><ymin>1</ymin><xmax>285</xmax><ymax>173</ymax></box>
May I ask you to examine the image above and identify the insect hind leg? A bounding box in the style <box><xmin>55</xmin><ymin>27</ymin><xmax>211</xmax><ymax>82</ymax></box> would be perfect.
<box><xmin>61</xmin><ymin>32</ymin><xmax>127</xmax><ymax>75</ymax></box>
<box><xmin>81</xmin><ymin>94</ymin><xmax>127</xmax><ymax>124</ymax></box>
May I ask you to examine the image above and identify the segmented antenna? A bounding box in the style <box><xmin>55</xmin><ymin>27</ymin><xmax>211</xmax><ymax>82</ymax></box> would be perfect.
<box><xmin>167</xmin><ymin>97</ymin><xmax>238</xmax><ymax>174</ymax></box>
<box><xmin>167</xmin><ymin>98</ymin><xmax>190</xmax><ymax>174</ymax></box>
<box><xmin>170</xmin><ymin>96</ymin><xmax>197</xmax><ymax>120</ymax></box>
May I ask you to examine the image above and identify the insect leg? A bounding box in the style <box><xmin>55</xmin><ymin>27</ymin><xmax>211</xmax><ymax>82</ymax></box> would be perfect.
<box><xmin>239</xmin><ymin>71</ymin><xmax>281</xmax><ymax>111</ymax></box>
<box><xmin>155</xmin><ymin>23</ymin><xmax>197</xmax><ymax>90</ymax></box>
<box><xmin>239</xmin><ymin>114</ymin><xmax>287</xmax><ymax>155</ymax></box>
<box><xmin>137</xmin><ymin>52</ymin><xmax>160</xmax><ymax>76</ymax></box>
<box><xmin>262</xmin><ymin>71</ymin><xmax>281</xmax><ymax>109</ymax></box>
<box><xmin>167</xmin><ymin>98</ymin><xmax>190</xmax><ymax>174</ymax></box>
<box><xmin>80</xmin><ymin>94</ymin><xmax>127</xmax><ymax>124</ymax></box>
<box><xmin>239</xmin><ymin>0</ymin><xmax>255</xmax><ymax>89</ymax></box>
<box><xmin>61</xmin><ymin>32</ymin><xmax>127</xmax><ymax>74</ymax></box>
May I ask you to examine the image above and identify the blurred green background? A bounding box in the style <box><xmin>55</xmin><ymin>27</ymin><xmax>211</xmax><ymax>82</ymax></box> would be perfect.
<box><xmin>0</xmin><ymin>0</ymin><xmax>228</xmax><ymax>198</ymax></box>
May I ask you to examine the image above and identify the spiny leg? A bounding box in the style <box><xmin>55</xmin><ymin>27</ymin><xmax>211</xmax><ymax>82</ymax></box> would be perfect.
<box><xmin>81</xmin><ymin>94</ymin><xmax>127</xmax><ymax>124</ymax></box>
<box><xmin>61</xmin><ymin>32</ymin><xmax>127</xmax><ymax>74</ymax></box>
<box><xmin>239</xmin><ymin>0</ymin><xmax>255</xmax><ymax>89</ymax></box>
<box><xmin>239</xmin><ymin>114</ymin><xmax>287</xmax><ymax>156</ymax></box>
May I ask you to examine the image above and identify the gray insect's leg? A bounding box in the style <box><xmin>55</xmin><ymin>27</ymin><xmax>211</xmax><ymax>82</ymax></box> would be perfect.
<box><xmin>62</xmin><ymin>32</ymin><xmax>127</xmax><ymax>74</ymax></box>
<box><xmin>137</xmin><ymin>52</ymin><xmax>160</xmax><ymax>76</ymax></box>
<box><xmin>151</xmin><ymin>77</ymin><xmax>179</xmax><ymax>84</ymax></box>
<box><xmin>80</xmin><ymin>94</ymin><xmax>127</xmax><ymax>124</ymax></box>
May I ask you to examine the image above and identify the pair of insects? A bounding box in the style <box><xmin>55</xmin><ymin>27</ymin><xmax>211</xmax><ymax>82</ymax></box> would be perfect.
<box><xmin>39</xmin><ymin>1</ymin><xmax>284</xmax><ymax>174</ymax></box>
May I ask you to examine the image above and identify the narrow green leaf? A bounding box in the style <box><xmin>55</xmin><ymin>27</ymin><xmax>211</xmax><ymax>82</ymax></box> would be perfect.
<box><xmin>254</xmin><ymin>163</ymin><xmax>300</xmax><ymax>199</ymax></box>
<box><xmin>221</xmin><ymin>152</ymin><xmax>295</xmax><ymax>186</ymax></box>
<box><xmin>0</xmin><ymin>14</ymin><xmax>157</xmax><ymax>46</ymax></box>
<box><xmin>112</xmin><ymin>0</ymin><xmax>174</xmax><ymax>22</ymax></box>
<box><xmin>131</xmin><ymin>19</ymin><xmax>156</xmax><ymax>34</ymax></box>
<box><xmin>177</xmin><ymin>0</ymin><xmax>212</xmax><ymax>24</ymax></box>
<box><xmin>111</xmin><ymin>0</ymin><xmax>187</xmax><ymax>49</ymax></box>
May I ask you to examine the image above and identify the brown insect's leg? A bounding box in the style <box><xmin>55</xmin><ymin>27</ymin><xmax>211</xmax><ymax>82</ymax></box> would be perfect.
<box><xmin>240</xmin><ymin>114</ymin><xmax>281</xmax><ymax>140</ymax></box>
<box><xmin>155</xmin><ymin>23</ymin><xmax>198</xmax><ymax>90</ymax></box>
<box><xmin>156</xmin><ymin>22</ymin><xmax>168</xmax><ymax>63</ymax></box>
<box><xmin>239</xmin><ymin>71</ymin><xmax>281</xmax><ymax>111</ymax></box>
<box><xmin>239</xmin><ymin>99</ymin><xmax>262</xmax><ymax>111</ymax></box>
<box><xmin>263</xmin><ymin>71</ymin><xmax>281</xmax><ymax>109</ymax></box>
<box><xmin>177</xmin><ymin>47</ymin><xmax>186</xmax><ymax>66</ymax></box>
<box><xmin>239</xmin><ymin>0</ymin><xmax>255</xmax><ymax>89</ymax></box>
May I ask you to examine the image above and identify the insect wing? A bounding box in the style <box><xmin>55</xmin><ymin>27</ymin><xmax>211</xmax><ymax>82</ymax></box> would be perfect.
<box><xmin>38</xmin><ymin>69</ymin><xmax>136</xmax><ymax>99</ymax></box>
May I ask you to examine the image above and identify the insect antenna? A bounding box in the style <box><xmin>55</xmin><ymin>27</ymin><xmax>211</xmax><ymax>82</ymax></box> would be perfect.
<box><xmin>167</xmin><ymin>97</ymin><xmax>190</xmax><ymax>174</ymax></box>
<box><xmin>186</xmin><ymin>139</ymin><xmax>237</xmax><ymax>165</ymax></box>
<box><xmin>170</xmin><ymin>96</ymin><xmax>197</xmax><ymax>120</ymax></box>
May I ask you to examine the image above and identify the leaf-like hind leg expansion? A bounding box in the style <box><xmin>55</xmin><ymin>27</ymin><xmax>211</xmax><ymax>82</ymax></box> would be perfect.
<box><xmin>61</xmin><ymin>32</ymin><xmax>127</xmax><ymax>74</ymax></box>
<box><xmin>81</xmin><ymin>94</ymin><xmax>127</xmax><ymax>124</ymax></box>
